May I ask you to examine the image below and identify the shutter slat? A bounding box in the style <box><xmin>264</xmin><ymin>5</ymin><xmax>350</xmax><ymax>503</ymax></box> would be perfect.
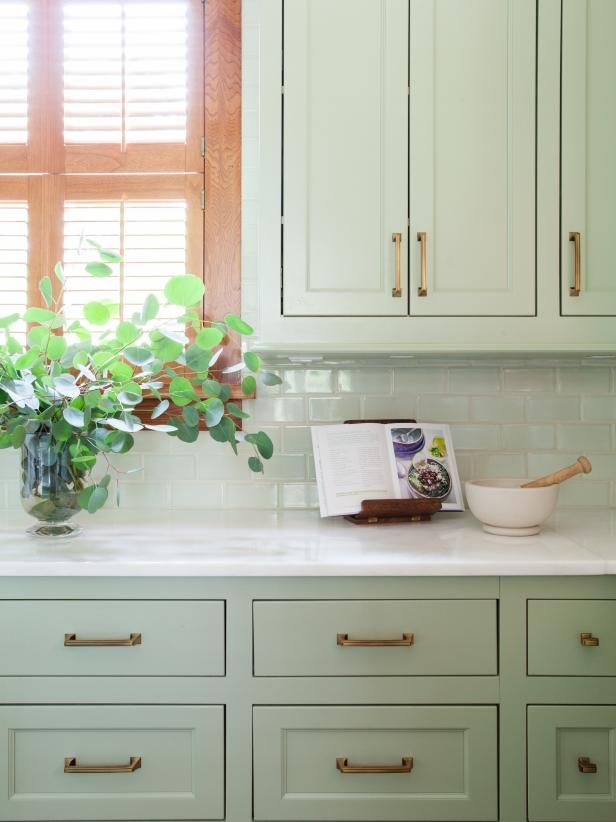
<box><xmin>63</xmin><ymin>200</ymin><xmax>188</xmax><ymax>327</ymax></box>
<box><xmin>0</xmin><ymin>202</ymin><xmax>28</xmax><ymax>338</ymax></box>
<box><xmin>63</xmin><ymin>1</ymin><xmax>189</xmax><ymax>146</ymax></box>
<box><xmin>0</xmin><ymin>3</ymin><xmax>28</xmax><ymax>145</ymax></box>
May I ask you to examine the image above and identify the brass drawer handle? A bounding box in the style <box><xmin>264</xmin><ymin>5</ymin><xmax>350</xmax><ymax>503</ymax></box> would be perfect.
<box><xmin>580</xmin><ymin>632</ymin><xmax>599</xmax><ymax>647</ymax></box>
<box><xmin>64</xmin><ymin>756</ymin><xmax>142</xmax><ymax>774</ymax></box>
<box><xmin>417</xmin><ymin>231</ymin><xmax>427</xmax><ymax>296</ymax></box>
<box><xmin>392</xmin><ymin>232</ymin><xmax>402</xmax><ymax>297</ymax></box>
<box><xmin>569</xmin><ymin>231</ymin><xmax>581</xmax><ymax>296</ymax></box>
<box><xmin>336</xmin><ymin>756</ymin><xmax>413</xmax><ymax>774</ymax></box>
<box><xmin>64</xmin><ymin>632</ymin><xmax>142</xmax><ymax>647</ymax></box>
<box><xmin>337</xmin><ymin>632</ymin><xmax>414</xmax><ymax>647</ymax></box>
<box><xmin>578</xmin><ymin>757</ymin><xmax>597</xmax><ymax>774</ymax></box>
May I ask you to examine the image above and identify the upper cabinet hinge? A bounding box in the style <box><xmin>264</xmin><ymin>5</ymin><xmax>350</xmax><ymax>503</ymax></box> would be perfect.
<box><xmin>201</xmin><ymin>190</ymin><xmax>205</xmax><ymax>210</ymax></box>
<box><xmin>281</xmin><ymin>216</ymin><xmax>284</xmax><ymax>225</ymax></box>
<box><xmin>281</xmin><ymin>85</ymin><xmax>285</xmax><ymax>95</ymax></box>
<box><xmin>201</xmin><ymin>136</ymin><xmax>206</xmax><ymax>158</ymax></box>
<box><xmin>408</xmin><ymin>85</ymin><xmax>411</xmax><ymax>95</ymax></box>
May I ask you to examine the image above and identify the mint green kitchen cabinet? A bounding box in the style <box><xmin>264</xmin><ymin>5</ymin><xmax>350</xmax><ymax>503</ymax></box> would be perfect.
<box><xmin>0</xmin><ymin>574</ymin><xmax>615</xmax><ymax>822</ymax></box>
<box><xmin>0</xmin><ymin>705</ymin><xmax>224</xmax><ymax>821</ymax></box>
<box><xmin>253</xmin><ymin>705</ymin><xmax>498</xmax><ymax>821</ymax></box>
<box><xmin>409</xmin><ymin>0</ymin><xmax>536</xmax><ymax>316</ymax></box>
<box><xmin>528</xmin><ymin>599</ymin><xmax>616</xmax><ymax>676</ymax></box>
<box><xmin>253</xmin><ymin>599</ymin><xmax>497</xmax><ymax>675</ymax></box>
<box><xmin>561</xmin><ymin>0</ymin><xmax>616</xmax><ymax>316</ymax></box>
<box><xmin>528</xmin><ymin>706</ymin><xmax>616</xmax><ymax>821</ymax></box>
<box><xmin>252</xmin><ymin>0</ymin><xmax>616</xmax><ymax>354</ymax></box>
<box><xmin>0</xmin><ymin>599</ymin><xmax>225</xmax><ymax>676</ymax></box>
<box><xmin>282</xmin><ymin>0</ymin><xmax>409</xmax><ymax>316</ymax></box>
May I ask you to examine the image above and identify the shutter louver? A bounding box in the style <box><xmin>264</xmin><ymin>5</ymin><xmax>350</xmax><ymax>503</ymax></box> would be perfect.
<box><xmin>63</xmin><ymin>199</ymin><xmax>187</xmax><ymax>326</ymax></box>
<box><xmin>0</xmin><ymin>202</ymin><xmax>28</xmax><ymax>339</ymax></box>
<box><xmin>63</xmin><ymin>1</ymin><xmax>188</xmax><ymax>147</ymax></box>
<box><xmin>0</xmin><ymin>3</ymin><xmax>28</xmax><ymax>145</ymax></box>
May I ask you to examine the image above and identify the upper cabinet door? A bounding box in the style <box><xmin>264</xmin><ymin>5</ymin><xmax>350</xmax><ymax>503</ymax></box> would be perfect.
<box><xmin>282</xmin><ymin>0</ymin><xmax>409</xmax><ymax>316</ymax></box>
<box><xmin>409</xmin><ymin>0</ymin><xmax>536</xmax><ymax>316</ymax></box>
<box><xmin>561</xmin><ymin>0</ymin><xmax>616</xmax><ymax>316</ymax></box>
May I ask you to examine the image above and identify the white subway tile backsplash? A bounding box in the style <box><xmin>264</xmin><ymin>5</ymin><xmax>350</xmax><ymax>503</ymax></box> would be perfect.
<box><xmin>0</xmin><ymin>360</ymin><xmax>613</xmax><ymax>514</ymax></box>
<box><xmin>448</xmin><ymin>367</ymin><xmax>501</xmax><ymax>394</ymax></box>
<box><xmin>503</xmin><ymin>368</ymin><xmax>556</xmax><ymax>392</ymax></box>
<box><xmin>418</xmin><ymin>395</ymin><xmax>470</xmax><ymax>423</ymax></box>
<box><xmin>526</xmin><ymin>395</ymin><xmax>581</xmax><ymax>422</ymax></box>
<box><xmin>558</xmin><ymin>366</ymin><xmax>611</xmax><ymax>394</ymax></box>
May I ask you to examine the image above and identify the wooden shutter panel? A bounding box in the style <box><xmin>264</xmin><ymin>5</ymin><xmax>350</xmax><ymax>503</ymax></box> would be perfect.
<box><xmin>62</xmin><ymin>0</ymin><xmax>204</xmax><ymax>173</ymax></box>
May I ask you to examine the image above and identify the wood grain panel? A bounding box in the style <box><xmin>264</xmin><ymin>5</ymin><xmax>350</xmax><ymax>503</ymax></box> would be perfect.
<box><xmin>204</xmin><ymin>0</ymin><xmax>242</xmax><ymax>371</ymax></box>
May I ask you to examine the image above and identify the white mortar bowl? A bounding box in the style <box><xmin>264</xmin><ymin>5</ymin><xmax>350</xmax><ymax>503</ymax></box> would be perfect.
<box><xmin>465</xmin><ymin>479</ymin><xmax>560</xmax><ymax>536</ymax></box>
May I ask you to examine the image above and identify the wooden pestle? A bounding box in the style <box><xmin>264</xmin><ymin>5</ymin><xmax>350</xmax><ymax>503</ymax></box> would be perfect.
<box><xmin>521</xmin><ymin>456</ymin><xmax>592</xmax><ymax>489</ymax></box>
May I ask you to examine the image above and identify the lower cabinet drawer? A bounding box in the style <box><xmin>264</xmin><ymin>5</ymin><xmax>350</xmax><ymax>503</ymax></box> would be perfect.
<box><xmin>528</xmin><ymin>705</ymin><xmax>616</xmax><ymax>822</ymax></box>
<box><xmin>528</xmin><ymin>599</ymin><xmax>616</xmax><ymax>676</ymax></box>
<box><xmin>253</xmin><ymin>599</ymin><xmax>497</xmax><ymax>676</ymax></box>
<box><xmin>0</xmin><ymin>600</ymin><xmax>225</xmax><ymax>676</ymax></box>
<box><xmin>0</xmin><ymin>705</ymin><xmax>224</xmax><ymax>821</ymax></box>
<box><xmin>253</xmin><ymin>705</ymin><xmax>498</xmax><ymax>821</ymax></box>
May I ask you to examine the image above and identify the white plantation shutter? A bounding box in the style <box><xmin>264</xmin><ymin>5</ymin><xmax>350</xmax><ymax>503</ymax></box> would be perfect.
<box><xmin>0</xmin><ymin>202</ymin><xmax>28</xmax><ymax>338</ymax></box>
<box><xmin>62</xmin><ymin>0</ymin><xmax>201</xmax><ymax>173</ymax></box>
<box><xmin>0</xmin><ymin>3</ymin><xmax>28</xmax><ymax>145</ymax></box>
<box><xmin>0</xmin><ymin>0</ymin><xmax>215</xmax><ymax>352</ymax></box>
<box><xmin>63</xmin><ymin>199</ymin><xmax>188</xmax><ymax>325</ymax></box>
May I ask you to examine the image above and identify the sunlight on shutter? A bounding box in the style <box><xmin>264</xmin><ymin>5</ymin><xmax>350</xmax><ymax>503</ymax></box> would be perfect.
<box><xmin>63</xmin><ymin>200</ymin><xmax>188</xmax><ymax>327</ymax></box>
<box><xmin>63</xmin><ymin>1</ymin><xmax>188</xmax><ymax>145</ymax></box>
<box><xmin>0</xmin><ymin>203</ymin><xmax>28</xmax><ymax>339</ymax></box>
<box><xmin>0</xmin><ymin>3</ymin><xmax>28</xmax><ymax>144</ymax></box>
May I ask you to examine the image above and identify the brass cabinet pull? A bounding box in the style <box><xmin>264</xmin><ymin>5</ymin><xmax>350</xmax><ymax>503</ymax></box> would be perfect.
<box><xmin>392</xmin><ymin>232</ymin><xmax>402</xmax><ymax>297</ymax></box>
<box><xmin>569</xmin><ymin>231</ymin><xmax>581</xmax><ymax>296</ymax></box>
<box><xmin>336</xmin><ymin>756</ymin><xmax>413</xmax><ymax>774</ymax></box>
<box><xmin>337</xmin><ymin>632</ymin><xmax>414</xmax><ymax>647</ymax></box>
<box><xmin>64</xmin><ymin>632</ymin><xmax>142</xmax><ymax>647</ymax></box>
<box><xmin>578</xmin><ymin>757</ymin><xmax>597</xmax><ymax>774</ymax></box>
<box><xmin>64</xmin><ymin>756</ymin><xmax>142</xmax><ymax>774</ymax></box>
<box><xmin>580</xmin><ymin>632</ymin><xmax>599</xmax><ymax>647</ymax></box>
<box><xmin>417</xmin><ymin>231</ymin><xmax>427</xmax><ymax>296</ymax></box>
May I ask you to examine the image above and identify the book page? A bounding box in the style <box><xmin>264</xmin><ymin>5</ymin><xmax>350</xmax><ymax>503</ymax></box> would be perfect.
<box><xmin>384</xmin><ymin>423</ymin><xmax>464</xmax><ymax>511</ymax></box>
<box><xmin>311</xmin><ymin>424</ymin><xmax>399</xmax><ymax>517</ymax></box>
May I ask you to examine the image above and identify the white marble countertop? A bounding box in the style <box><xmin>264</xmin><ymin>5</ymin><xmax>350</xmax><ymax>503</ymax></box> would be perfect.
<box><xmin>0</xmin><ymin>508</ymin><xmax>615</xmax><ymax>576</ymax></box>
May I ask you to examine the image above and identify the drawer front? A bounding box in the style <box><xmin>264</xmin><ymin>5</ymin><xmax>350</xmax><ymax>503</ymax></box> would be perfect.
<box><xmin>253</xmin><ymin>600</ymin><xmax>497</xmax><ymax>676</ymax></box>
<box><xmin>0</xmin><ymin>705</ymin><xmax>224</xmax><ymax>821</ymax></box>
<box><xmin>528</xmin><ymin>599</ymin><xmax>616</xmax><ymax>676</ymax></box>
<box><xmin>253</xmin><ymin>705</ymin><xmax>498</xmax><ymax>821</ymax></box>
<box><xmin>528</xmin><ymin>706</ymin><xmax>616</xmax><ymax>821</ymax></box>
<box><xmin>0</xmin><ymin>600</ymin><xmax>224</xmax><ymax>676</ymax></box>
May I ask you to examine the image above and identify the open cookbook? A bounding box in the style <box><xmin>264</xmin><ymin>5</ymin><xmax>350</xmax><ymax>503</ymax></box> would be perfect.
<box><xmin>311</xmin><ymin>422</ymin><xmax>464</xmax><ymax>518</ymax></box>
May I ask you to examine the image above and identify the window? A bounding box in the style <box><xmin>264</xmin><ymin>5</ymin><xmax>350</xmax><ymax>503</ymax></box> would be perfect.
<box><xmin>0</xmin><ymin>0</ymin><xmax>241</xmax><ymax>361</ymax></box>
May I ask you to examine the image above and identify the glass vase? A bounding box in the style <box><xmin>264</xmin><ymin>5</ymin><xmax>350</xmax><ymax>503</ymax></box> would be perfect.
<box><xmin>20</xmin><ymin>432</ymin><xmax>89</xmax><ymax>538</ymax></box>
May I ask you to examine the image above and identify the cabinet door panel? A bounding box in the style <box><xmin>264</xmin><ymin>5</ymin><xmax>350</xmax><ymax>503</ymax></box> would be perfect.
<box><xmin>410</xmin><ymin>0</ymin><xmax>536</xmax><ymax>316</ymax></box>
<box><xmin>561</xmin><ymin>0</ymin><xmax>616</xmax><ymax>315</ymax></box>
<box><xmin>283</xmin><ymin>0</ymin><xmax>409</xmax><ymax>316</ymax></box>
<box><xmin>528</xmin><ymin>706</ymin><xmax>616</xmax><ymax>821</ymax></box>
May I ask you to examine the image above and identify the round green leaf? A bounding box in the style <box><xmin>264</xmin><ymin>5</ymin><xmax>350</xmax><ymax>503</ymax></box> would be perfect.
<box><xmin>46</xmin><ymin>334</ymin><xmax>67</xmax><ymax>361</ymax></box>
<box><xmin>116</xmin><ymin>321</ymin><xmax>140</xmax><ymax>345</ymax></box>
<box><xmin>124</xmin><ymin>347</ymin><xmax>154</xmax><ymax>366</ymax></box>
<box><xmin>141</xmin><ymin>294</ymin><xmax>160</xmax><ymax>322</ymax></box>
<box><xmin>244</xmin><ymin>351</ymin><xmax>261</xmax><ymax>373</ymax></box>
<box><xmin>63</xmin><ymin>407</ymin><xmax>85</xmax><ymax>428</ymax></box>
<box><xmin>248</xmin><ymin>456</ymin><xmax>264</xmax><ymax>473</ymax></box>
<box><xmin>260</xmin><ymin>371</ymin><xmax>283</xmax><ymax>386</ymax></box>
<box><xmin>23</xmin><ymin>307</ymin><xmax>56</xmax><ymax>324</ymax></box>
<box><xmin>202</xmin><ymin>397</ymin><xmax>224</xmax><ymax>428</ymax></box>
<box><xmin>79</xmin><ymin>483</ymin><xmax>109</xmax><ymax>514</ymax></box>
<box><xmin>196</xmin><ymin>327</ymin><xmax>224</xmax><ymax>349</ymax></box>
<box><xmin>85</xmin><ymin>261</ymin><xmax>113</xmax><ymax>278</ymax></box>
<box><xmin>83</xmin><ymin>301</ymin><xmax>111</xmax><ymax>326</ymax></box>
<box><xmin>169</xmin><ymin>376</ymin><xmax>198</xmax><ymax>406</ymax></box>
<box><xmin>255</xmin><ymin>431</ymin><xmax>274</xmax><ymax>460</ymax></box>
<box><xmin>39</xmin><ymin>276</ymin><xmax>53</xmax><ymax>308</ymax></box>
<box><xmin>241</xmin><ymin>375</ymin><xmax>256</xmax><ymax>396</ymax></box>
<box><xmin>164</xmin><ymin>274</ymin><xmax>205</xmax><ymax>307</ymax></box>
<box><xmin>224</xmin><ymin>313</ymin><xmax>254</xmax><ymax>335</ymax></box>
<box><xmin>182</xmin><ymin>405</ymin><xmax>199</xmax><ymax>427</ymax></box>
<box><xmin>10</xmin><ymin>425</ymin><xmax>26</xmax><ymax>448</ymax></box>
<box><xmin>151</xmin><ymin>399</ymin><xmax>169</xmax><ymax>419</ymax></box>
<box><xmin>0</xmin><ymin>313</ymin><xmax>19</xmax><ymax>329</ymax></box>
<box><xmin>14</xmin><ymin>348</ymin><xmax>41</xmax><ymax>370</ymax></box>
<box><xmin>26</xmin><ymin>325</ymin><xmax>49</xmax><ymax>351</ymax></box>
<box><xmin>185</xmin><ymin>344</ymin><xmax>210</xmax><ymax>372</ymax></box>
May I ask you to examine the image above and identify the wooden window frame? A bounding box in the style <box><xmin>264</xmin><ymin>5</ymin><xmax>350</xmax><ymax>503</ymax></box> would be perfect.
<box><xmin>0</xmin><ymin>0</ymin><xmax>243</xmax><ymax>410</ymax></box>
